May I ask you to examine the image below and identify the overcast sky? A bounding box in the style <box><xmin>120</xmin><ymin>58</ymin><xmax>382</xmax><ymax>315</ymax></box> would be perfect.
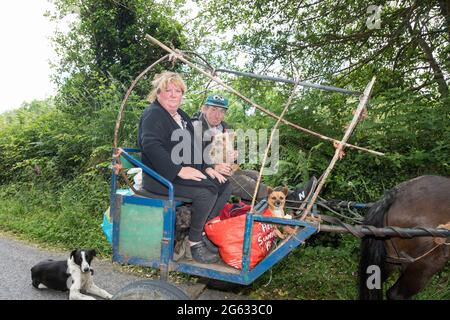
<box><xmin>0</xmin><ymin>0</ymin><xmax>59</xmax><ymax>114</ymax></box>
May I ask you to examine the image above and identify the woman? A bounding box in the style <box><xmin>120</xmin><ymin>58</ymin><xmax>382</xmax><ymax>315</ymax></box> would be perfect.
<box><xmin>138</xmin><ymin>71</ymin><xmax>231</xmax><ymax>264</ymax></box>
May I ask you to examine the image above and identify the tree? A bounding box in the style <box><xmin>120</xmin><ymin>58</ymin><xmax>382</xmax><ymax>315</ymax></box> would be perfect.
<box><xmin>185</xmin><ymin>0</ymin><xmax>449</xmax><ymax>196</ymax></box>
<box><xmin>22</xmin><ymin>0</ymin><xmax>190</xmax><ymax>178</ymax></box>
<box><xmin>47</xmin><ymin>0</ymin><xmax>187</xmax><ymax>120</ymax></box>
<box><xmin>195</xmin><ymin>0</ymin><xmax>449</xmax><ymax>100</ymax></box>
<box><xmin>50</xmin><ymin>0</ymin><xmax>186</xmax><ymax>85</ymax></box>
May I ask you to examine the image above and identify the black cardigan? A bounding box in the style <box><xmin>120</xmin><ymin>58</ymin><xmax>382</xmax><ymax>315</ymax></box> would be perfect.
<box><xmin>138</xmin><ymin>100</ymin><xmax>216</xmax><ymax>195</ymax></box>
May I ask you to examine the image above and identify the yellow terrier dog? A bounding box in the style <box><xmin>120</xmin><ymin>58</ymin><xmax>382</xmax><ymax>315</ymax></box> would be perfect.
<box><xmin>208</xmin><ymin>131</ymin><xmax>239</xmax><ymax>171</ymax></box>
<box><xmin>267</xmin><ymin>187</ymin><xmax>295</xmax><ymax>239</ymax></box>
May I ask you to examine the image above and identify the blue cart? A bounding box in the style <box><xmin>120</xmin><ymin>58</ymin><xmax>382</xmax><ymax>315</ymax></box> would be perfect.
<box><xmin>108</xmin><ymin>148</ymin><xmax>318</xmax><ymax>299</ymax></box>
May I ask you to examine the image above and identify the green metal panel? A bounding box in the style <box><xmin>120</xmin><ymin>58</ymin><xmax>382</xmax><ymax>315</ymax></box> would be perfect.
<box><xmin>119</xmin><ymin>155</ymin><xmax>138</xmax><ymax>169</ymax></box>
<box><xmin>118</xmin><ymin>202</ymin><xmax>163</xmax><ymax>260</ymax></box>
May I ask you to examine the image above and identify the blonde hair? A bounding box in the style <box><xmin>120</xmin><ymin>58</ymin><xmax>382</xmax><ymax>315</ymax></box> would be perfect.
<box><xmin>147</xmin><ymin>71</ymin><xmax>187</xmax><ymax>102</ymax></box>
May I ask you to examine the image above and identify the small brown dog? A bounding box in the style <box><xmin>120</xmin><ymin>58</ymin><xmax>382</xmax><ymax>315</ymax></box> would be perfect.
<box><xmin>267</xmin><ymin>187</ymin><xmax>295</xmax><ymax>239</ymax></box>
<box><xmin>208</xmin><ymin>131</ymin><xmax>235</xmax><ymax>164</ymax></box>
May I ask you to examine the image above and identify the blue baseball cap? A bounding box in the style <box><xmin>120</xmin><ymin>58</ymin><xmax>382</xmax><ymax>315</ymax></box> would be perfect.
<box><xmin>205</xmin><ymin>94</ymin><xmax>229</xmax><ymax>109</ymax></box>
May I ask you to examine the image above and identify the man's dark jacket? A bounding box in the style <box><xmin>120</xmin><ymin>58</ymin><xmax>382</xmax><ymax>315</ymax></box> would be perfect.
<box><xmin>191</xmin><ymin>112</ymin><xmax>230</xmax><ymax>161</ymax></box>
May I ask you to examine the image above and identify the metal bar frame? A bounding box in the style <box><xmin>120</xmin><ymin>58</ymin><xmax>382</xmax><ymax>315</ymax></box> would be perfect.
<box><xmin>110</xmin><ymin>149</ymin><xmax>319</xmax><ymax>285</ymax></box>
<box><xmin>215</xmin><ymin>68</ymin><xmax>361</xmax><ymax>96</ymax></box>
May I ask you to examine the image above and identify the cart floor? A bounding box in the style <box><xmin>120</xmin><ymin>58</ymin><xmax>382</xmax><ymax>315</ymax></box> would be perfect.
<box><xmin>176</xmin><ymin>257</ymin><xmax>241</xmax><ymax>274</ymax></box>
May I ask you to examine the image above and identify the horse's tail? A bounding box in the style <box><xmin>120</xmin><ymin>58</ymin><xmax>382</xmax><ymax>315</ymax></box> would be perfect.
<box><xmin>358</xmin><ymin>188</ymin><xmax>397</xmax><ymax>300</ymax></box>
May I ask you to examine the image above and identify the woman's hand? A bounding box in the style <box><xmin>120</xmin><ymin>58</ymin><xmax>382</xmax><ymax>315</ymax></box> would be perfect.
<box><xmin>213</xmin><ymin>163</ymin><xmax>233</xmax><ymax>176</ymax></box>
<box><xmin>177</xmin><ymin>167</ymin><xmax>207</xmax><ymax>181</ymax></box>
<box><xmin>205</xmin><ymin>167</ymin><xmax>227</xmax><ymax>184</ymax></box>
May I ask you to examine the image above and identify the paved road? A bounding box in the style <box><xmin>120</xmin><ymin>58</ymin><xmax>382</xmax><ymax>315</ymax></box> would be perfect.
<box><xmin>0</xmin><ymin>234</ymin><xmax>250</xmax><ymax>300</ymax></box>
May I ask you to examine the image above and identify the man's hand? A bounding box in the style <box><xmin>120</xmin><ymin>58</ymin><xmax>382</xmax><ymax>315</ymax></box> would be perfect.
<box><xmin>205</xmin><ymin>167</ymin><xmax>227</xmax><ymax>183</ymax></box>
<box><xmin>177</xmin><ymin>167</ymin><xmax>207</xmax><ymax>181</ymax></box>
<box><xmin>228</xmin><ymin>150</ymin><xmax>238</xmax><ymax>162</ymax></box>
<box><xmin>214</xmin><ymin>163</ymin><xmax>233</xmax><ymax>176</ymax></box>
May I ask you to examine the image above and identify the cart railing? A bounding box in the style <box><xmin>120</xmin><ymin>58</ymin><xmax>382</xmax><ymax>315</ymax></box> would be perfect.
<box><xmin>111</xmin><ymin>148</ymin><xmax>319</xmax><ymax>284</ymax></box>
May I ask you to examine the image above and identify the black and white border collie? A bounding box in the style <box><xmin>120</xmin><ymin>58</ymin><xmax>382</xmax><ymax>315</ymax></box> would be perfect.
<box><xmin>31</xmin><ymin>249</ymin><xmax>113</xmax><ymax>300</ymax></box>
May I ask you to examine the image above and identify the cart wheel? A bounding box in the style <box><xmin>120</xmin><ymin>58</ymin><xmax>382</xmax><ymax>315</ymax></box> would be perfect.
<box><xmin>112</xmin><ymin>280</ymin><xmax>190</xmax><ymax>300</ymax></box>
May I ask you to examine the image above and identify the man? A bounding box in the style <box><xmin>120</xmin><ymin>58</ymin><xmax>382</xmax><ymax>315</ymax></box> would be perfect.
<box><xmin>192</xmin><ymin>93</ymin><xmax>318</xmax><ymax>207</ymax></box>
<box><xmin>192</xmin><ymin>94</ymin><xmax>234</xmax><ymax>177</ymax></box>
<box><xmin>192</xmin><ymin>94</ymin><xmax>269</xmax><ymax>202</ymax></box>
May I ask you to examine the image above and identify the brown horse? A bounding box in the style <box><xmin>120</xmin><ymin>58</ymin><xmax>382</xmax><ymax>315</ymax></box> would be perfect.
<box><xmin>359</xmin><ymin>175</ymin><xmax>450</xmax><ymax>300</ymax></box>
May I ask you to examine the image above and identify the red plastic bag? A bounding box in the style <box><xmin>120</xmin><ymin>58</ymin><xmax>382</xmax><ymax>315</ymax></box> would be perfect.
<box><xmin>205</xmin><ymin>209</ymin><xmax>275</xmax><ymax>270</ymax></box>
<box><xmin>219</xmin><ymin>201</ymin><xmax>250</xmax><ymax>220</ymax></box>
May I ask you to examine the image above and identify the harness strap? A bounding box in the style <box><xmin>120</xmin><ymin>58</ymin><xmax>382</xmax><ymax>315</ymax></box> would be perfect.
<box><xmin>385</xmin><ymin>210</ymin><xmax>449</xmax><ymax>266</ymax></box>
<box><xmin>386</xmin><ymin>243</ymin><xmax>445</xmax><ymax>265</ymax></box>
